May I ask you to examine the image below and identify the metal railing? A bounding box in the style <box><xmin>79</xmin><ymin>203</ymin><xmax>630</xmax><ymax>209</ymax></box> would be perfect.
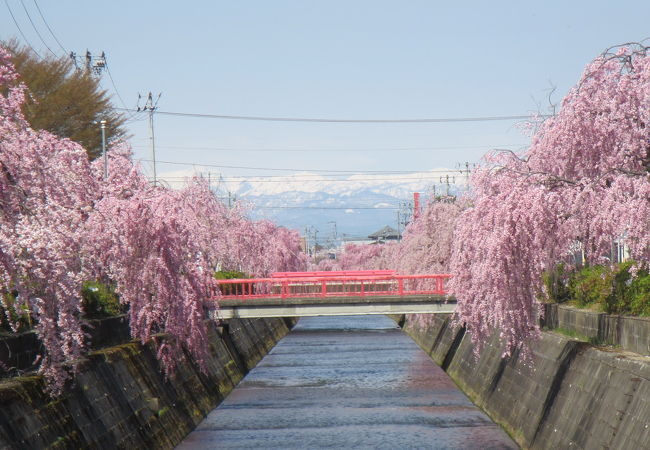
<box><xmin>215</xmin><ymin>272</ymin><xmax>451</xmax><ymax>300</ymax></box>
<box><xmin>271</xmin><ymin>270</ymin><xmax>396</xmax><ymax>278</ymax></box>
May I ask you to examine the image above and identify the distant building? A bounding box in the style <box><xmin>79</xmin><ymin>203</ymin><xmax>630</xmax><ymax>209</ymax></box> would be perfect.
<box><xmin>368</xmin><ymin>225</ymin><xmax>401</xmax><ymax>243</ymax></box>
<box><xmin>341</xmin><ymin>238</ymin><xmax>374</xmax><ymax>247</ymax></box>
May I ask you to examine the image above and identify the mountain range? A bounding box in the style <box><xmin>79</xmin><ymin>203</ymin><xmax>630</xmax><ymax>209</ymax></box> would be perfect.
<box><xmin>218</xmin><ymin>170</ymin><xmax>465</xmax><ymax>241</ymax></box>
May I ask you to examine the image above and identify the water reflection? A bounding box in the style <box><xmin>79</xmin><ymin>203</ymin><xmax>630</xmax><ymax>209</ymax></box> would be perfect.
<box><xmin>177</xmin><ymin>315</ymin><xmax>517</xmax><ymax>449</ymax></box>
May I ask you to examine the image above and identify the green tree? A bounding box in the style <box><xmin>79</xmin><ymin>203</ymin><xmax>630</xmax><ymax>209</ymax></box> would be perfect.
<box><xmin>3</xmin><ymin>39</ymin><xmax>127</xmax><ymax>160</ymax></box>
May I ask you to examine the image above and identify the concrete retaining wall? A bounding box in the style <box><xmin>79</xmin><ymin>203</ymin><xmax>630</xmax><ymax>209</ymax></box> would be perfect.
<box><xmin>0</xmin><ymin>316</ymin><xmax>132</xmax><ymax>377</ymax></box>
<box><xmin>401</xmin><ymin>313</ymin><xmax>650</xmax><ymax>450</ymax></box>
<box><xmin>542</xmin><ymin>304</ymin><xmax>650</xmax><ymax>356</ymax></box>
<box><xmin>0</xmin><ymin>317</ymin><xmax>295</xmax><ymax>449</ymax></box>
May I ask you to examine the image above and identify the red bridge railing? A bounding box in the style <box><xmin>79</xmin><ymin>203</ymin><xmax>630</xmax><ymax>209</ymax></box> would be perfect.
<box><xmin>215</xmin><ymin>272</ymin><xmax>451</xmax><ymax>300</ymax></box>
<box><xmin>271</xmin><ymin>270</ymin><xmax>396</xmax><ymax>278</ymax></box>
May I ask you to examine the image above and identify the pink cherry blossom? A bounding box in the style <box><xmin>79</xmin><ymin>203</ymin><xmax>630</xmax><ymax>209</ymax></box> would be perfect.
<box><xmin>451</xmin><ymin>44</ymin><xmax>650</xmax><ymax>357</ymax></box>
<box><xmin>0</xmin><ymin>44</ymin><xmax>307</xmax><ymax>392</ymax></box>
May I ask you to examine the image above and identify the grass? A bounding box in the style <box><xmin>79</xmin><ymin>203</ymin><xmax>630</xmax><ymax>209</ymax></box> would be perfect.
<box><xmin>547</xmin><ymin>326</ymin><xmax>619</xmax><ymax>348</ymax></box>
<box><xmin>548</xmin><ymin>327</ymin><xmax>591</xmax><ymax>342</ymax></box>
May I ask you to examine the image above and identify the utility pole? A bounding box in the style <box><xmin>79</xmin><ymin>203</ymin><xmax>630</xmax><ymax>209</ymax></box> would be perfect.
<box><xmin>396</xmin><ymin>211</ymin><xmax>401</xmax><ymax>240</ymax></box>
<box><xmin>148</xmin><ymin>101</ymin><xmax>157</xmax><ymax>186</ymax></box>
<box><xmin>92</xmin><ymin>119</ymin><xmax>108</xmax><ymax>179</ymax></box>
<box><xmin>398</xmin><ymin>200</ymin><xmax>413</xmax><ymax>228</ymax></box>
<box><xmin>413</xmin><ymin>192</ymin><xmax>420</xmax><ymax>220</ymax></box>
<box><xmin>312</xmin><ymin>228</ymin><xmax>318</xmax><ymax>255</ymax></box>
<box><xmin>439</xmin><ymin>175</ymin><xmax>456</xmax><ymax>197</ymax></box>
<box><xmin>100</xmin><ymin>120</ymin><xmax>107</xmax><ymax>180</ymax></box>
<box><xmin>94</xmin><ymin>52</ymin><xmax>106</xmax><ymax>75</ymax></box>
<box><xmin>327</xmin><ymin>221</ymin><xmax>337</xmax><ymax>248</ymax></box>
<box><xmin>305</xmin><ymin>226</ymin><xmax>318</xmax><ymax>256</ymax></box>
<box><xmin>77</xmin><ymin>50</ymin><xmax>106</xmax><ymax>75</ymax></box>
<box><xmin>139</xmin><ymin>93</ymin><xmax>161</xmax><ymax>186</ymax></box>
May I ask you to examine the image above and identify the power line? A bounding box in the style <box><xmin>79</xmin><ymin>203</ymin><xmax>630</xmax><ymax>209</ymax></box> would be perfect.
<box><xmin>5</xmin><ymin>0</ymin><xmax>42</xmax><ymax>58</ymax></box>
<box><xmin>254</xmin><ymin>206</ymin><xmax>401</xmax><ymax>210</ymax></box>
<box><xmin>130</xmin><ymin>143</ymin><xmax>528</xmax><ymax>153</ymax></box>
<box><xmin>32</xmin><ymin>0</ymin><xmax>66</xmax><ymax>54</ymax></box>
<box><xmin>211</xmin><ymin>195</ymin><xmax>401</xmax><ymax>206</ymax></box>
<box><xmin>135</xmin><ymin>158</ymin><xmax>471</xmax><ymax>174</ymax></box>
<box><xmin>103</xmin><ymin>56</ymin><xmax>138</xmax><ymax>120</ymax></box>
<box><xmin>159</xmin><ymin>175</ymin><xmax>468</xmax><ymax>183</ymax></box>
<box><xmin>167</xmin><ymin>170</ymin><xmax>464</xmax><ymax>179</ymax></box>
<box><xmin>116</xmin><ymin>107</ymin><xmax>550</xmax><ymax>124</ymax></box>
<box><xmin>19</xmin><ymin>0</ymin><xmax>56</xmax><ymax>57</ymax></box>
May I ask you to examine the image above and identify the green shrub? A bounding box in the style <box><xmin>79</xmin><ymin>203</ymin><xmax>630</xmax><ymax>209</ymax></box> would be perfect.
<box><xmin>568</xmin><ymin>265</ymin><xmax>612</xmax><ymax>309</ymax></box>
<box><xmin>214</xmin><ymin>270</ymin><xmax>248</xmax><ymax>296</ymax></box>
<box><xmin>604</xmin><ymin>261</ymin><xmax>633</xmax><ymax>314</ymax></box>
<box><xmin>562</xmin><ymin>262</ymin><xmax>650</xmax><ymax>316</ymax></box>
<box><xmin>81</xmin><ymin>281</ymin><xmax>122</xmax><ymax>318</ymax></box>
<box><xmin>628</xmin><ymin>267</ymin><xmax>650</xmax><ymax>316</ymax></box>
<box><xmin>541</xmin><ymin>263</ymin><xmax>570</xmax><ymax>303</ymax></box>
<box><xmin>1</xmin><ymin>281</ymin><xmax>122</xmax><ymax>334</ymax></box>
<box><xmin>214</xmin><ymin>270</ymin><xmax>247</xmax><ymax>280</ymax></box>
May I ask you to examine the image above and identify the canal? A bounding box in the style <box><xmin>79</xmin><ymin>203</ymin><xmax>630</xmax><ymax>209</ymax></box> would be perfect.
<box><xmin>177</xmin><ymin>315</ymin><xmax>517</xmax><ymax>449</ymax></box>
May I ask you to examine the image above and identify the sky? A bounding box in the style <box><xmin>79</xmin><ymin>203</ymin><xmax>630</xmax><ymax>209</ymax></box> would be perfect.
<box><xmin>2</xmin><ymin>0</ymin><xmax>649</xmax><ymax>190</ymax></box>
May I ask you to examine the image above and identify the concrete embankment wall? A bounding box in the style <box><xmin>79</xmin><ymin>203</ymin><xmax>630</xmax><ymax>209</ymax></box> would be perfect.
<box><xmin>542</xmin><ymin>303</ymin><xmax>650</xmax><ymax>356</ymax></box>
<box><xmin>401</xmin><ymin>313</ymin><xmax>650</xmax><ymax>450</ymax></box>
<box><xmin>0</xmin><ymin>317</ymin><xmax>295</xmax><ymax>449</ymax></box>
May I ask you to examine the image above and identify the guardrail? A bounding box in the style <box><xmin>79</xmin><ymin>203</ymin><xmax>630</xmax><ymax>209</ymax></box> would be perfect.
<box><xmin>271</xmin><ymin>270</ymin><xmax>396</xmax><ymax>278</ymax></box>
<box><xmin>215</xmin><ymin>273</ymin><xmax>451</xmax><ymax>300</ymax></box>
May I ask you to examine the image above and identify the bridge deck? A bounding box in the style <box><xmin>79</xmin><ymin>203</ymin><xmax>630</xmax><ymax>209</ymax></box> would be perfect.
<box><xmin>212</xmin><ymin>272</ymin><xmax>454</xmax><ymax>319</ymax></box>
<box><xmin>213</xmin><ymin>294</ymin><xmax>456</xmax><ymax>319</ymax></box>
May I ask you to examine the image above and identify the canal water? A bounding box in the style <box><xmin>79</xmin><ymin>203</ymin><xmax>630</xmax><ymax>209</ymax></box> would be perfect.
<box><xmin>177</xmin><ymin>315</ymin><xmax>517</xmax><ymax>449</ymax></box>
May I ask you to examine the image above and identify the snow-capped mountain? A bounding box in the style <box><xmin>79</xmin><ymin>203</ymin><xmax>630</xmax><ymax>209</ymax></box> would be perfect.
<box><xmin>220</xmin><ymin>170</ymin><xmax>465</xmax><ymax>238</ymax></box>
<box><xmin>159</xmin><ymin>169</ymin><xmax>465</xmax><ymax>239</ymax></box>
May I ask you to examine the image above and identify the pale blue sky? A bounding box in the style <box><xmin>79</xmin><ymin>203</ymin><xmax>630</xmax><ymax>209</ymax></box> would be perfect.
<box><xmin>2</xmin><ymin>1</ymin><xmax>649</xmax><ymax>181</ymax></box>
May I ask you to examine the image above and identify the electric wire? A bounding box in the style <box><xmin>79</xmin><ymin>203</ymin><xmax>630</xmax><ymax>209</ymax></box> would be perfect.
<box><xmin>5</xmin><ymin>0</ymin><xmax>42</xmax><ymax>58</ymax></box>
<box><xmin>104</xmin><ymin>57</ymin><xmax>138</xmax><ymax>120</ymax></box>
<box><xmin>129</xmin><ymin>143</ymin><xmax>528</xmax><ymax>153</ymax></box>
<box><xmin>135</xmin><ymin>158</ymin><xmax>471</xmax><ymax>175</ymax></box>
<box><xmin>19</xmin><ymin>0</ymin><xmax>56</xmax><ymax>57</ymax></box>
<box><xmin>160</xmin><ymin>176</ymin><xmax>467</xmax><ymax>183</ymax></box>
<box><xmin>253</xmin><ymin>206</ymin><xmax>400</xmax><ymax>210</ymax></box>
<box><xmin>32</xmin><ymin>0</ymin><xmax>66</xmax><ymax>54</ymax></box>
<box><xmin>116</xmin><ymin>107</ymin><xmax>549</xmax><ymax>124</ymax></box>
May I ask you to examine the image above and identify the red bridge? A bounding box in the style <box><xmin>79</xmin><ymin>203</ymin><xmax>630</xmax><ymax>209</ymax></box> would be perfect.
<box><xmin>212</xmin><ymin>270</ymin><xmax>455</xmax><ymax>319</ymax></box>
